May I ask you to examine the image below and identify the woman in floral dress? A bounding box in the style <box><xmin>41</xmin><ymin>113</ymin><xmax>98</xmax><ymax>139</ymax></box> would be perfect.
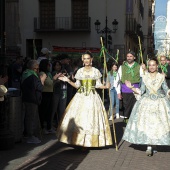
<box><xmin>123</xmin><ymin>58</ymin><xmax>170</xmax><ymax>156</ymax></box>
<box><xmin>57</xmin><ymin>51</ymin><xmax>112</xmax><ymax>148</ymax></box>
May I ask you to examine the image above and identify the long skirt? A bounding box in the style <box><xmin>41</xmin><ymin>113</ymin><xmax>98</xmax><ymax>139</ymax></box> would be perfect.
<box><xmin>123</xmin><ymin>95</ymin><xmax>170</xmax><ymax>145</ymax></box>
<box><xmin>57</xmin><ymin>91</ymin><xmax>113</xmax><ymax>147</ymax></box>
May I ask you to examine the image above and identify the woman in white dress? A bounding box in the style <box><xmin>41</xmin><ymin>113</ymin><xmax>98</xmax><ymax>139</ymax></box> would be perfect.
<box><xmin>57</xmin><ymin>51</ymin><xmax>112</xmax><ymax>147</ymax></box>
<box><xmin>123</xmin><ymin>58</ymin><xmax>170</xmax><ymax>156</ymax></box>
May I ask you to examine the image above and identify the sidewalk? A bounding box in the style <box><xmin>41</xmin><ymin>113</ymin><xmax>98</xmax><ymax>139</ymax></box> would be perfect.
<box><xmin>1</xmin><ymin>118</ymin><xmax>170</xmax><ymax>170</ymax></box>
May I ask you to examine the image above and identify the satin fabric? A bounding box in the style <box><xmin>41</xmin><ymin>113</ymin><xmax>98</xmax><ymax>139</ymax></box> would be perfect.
<box><xmin>57</xmin><ymin>67</ymin><xmax>113</xmax><ymax>147</ymax></box>
<box><xmin>123</xmin><ymin>73</ymin><xmax>170</xmax><ymax>145</ymax></box>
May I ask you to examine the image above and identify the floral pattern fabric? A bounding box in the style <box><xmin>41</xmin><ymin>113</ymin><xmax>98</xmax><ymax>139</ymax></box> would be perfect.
<box><xmin>123</xmin><ymin>73</ymin><xmax>170</xmax><ymax>145</ymax></box>
<box><xmin>57</xmin><ymin>67</ymin><xmax>112</xmax><ymax>147</ymax></box>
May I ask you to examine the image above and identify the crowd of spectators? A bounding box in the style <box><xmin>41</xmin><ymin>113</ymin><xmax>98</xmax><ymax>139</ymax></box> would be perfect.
<box><xmin>0</xmin><ymin>47</ymin><xmax>114</xmax><ymax>144</ymax></box>
<box><xmin>0</xmin><ymin>48</ymin><xmax>87</xmax><ymax>144</ymax></box>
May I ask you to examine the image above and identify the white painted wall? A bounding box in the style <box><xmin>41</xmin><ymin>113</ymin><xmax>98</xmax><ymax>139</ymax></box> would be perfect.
<box><xmin>18</xmin><ymin>0</ymin><xmax>152</xmax><ymax>58</ymax></box>
<box><xmin>19</xmin><ymin>0</ymin><xmax>39</xmax><ymax>56</ymax></box>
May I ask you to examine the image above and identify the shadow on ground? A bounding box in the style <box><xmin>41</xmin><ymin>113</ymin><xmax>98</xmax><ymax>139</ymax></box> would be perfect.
<box><xmin>17</xmin><ymin>142</ymin><xmax>88</xmax><ymax>170</ymax></box>
<box><xmin>0</xmin><ymin>135</ymin><xmax>88</xmax><ymax>170</ymax></box>
<box><xmin>129</xmin><ymin>144</ymin><xmax>170</xmax><ymax>153</ymax></box>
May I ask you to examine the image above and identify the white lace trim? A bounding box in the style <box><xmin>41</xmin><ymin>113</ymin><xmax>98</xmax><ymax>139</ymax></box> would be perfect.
<box><xmin>74</xmin><ymin>67</ymin><xmax>102</xmax><ymax>80</ymax></box>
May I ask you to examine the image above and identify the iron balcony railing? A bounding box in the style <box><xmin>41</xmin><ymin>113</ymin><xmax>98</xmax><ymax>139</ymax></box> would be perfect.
<box><xmin>125</xmin><ymin>15</ymin><xmax>144</xmax><ymax>42</ymax></box>
<box><xmin>148</xmin><ymin>26</ymin><xmax>153</xmax><ymax>36</ymax></box>
<box><xmin>126</xmin><ymin>17</ymin><xmax>137</xmax><ymax>34</ymax></box>
<box><xmin>148</xmin><ymin>8</ymin><xmax>152</xmax><ymax>17</ymax></box>
<box><xmin>34</xmin><ymin>17</ymin><xmax>91</xmax><ymax>32</ymax></box>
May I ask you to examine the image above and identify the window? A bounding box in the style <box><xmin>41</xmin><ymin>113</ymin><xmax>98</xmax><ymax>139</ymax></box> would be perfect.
<box><xmin>39</xmin><ymin>0</ymin><xmax>55</xmax><ymax>29</ymax></box>
<box><xmin>72</xmin><ymin>0</ymin><xmax>88</xmax><ymax>29</ymax></box>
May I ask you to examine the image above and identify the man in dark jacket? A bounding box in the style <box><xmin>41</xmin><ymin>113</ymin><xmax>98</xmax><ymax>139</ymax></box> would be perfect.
<box><xmin>21</xmin><ymin>60</ymin><xmax>46</xmax><ymax>144</ymax></box>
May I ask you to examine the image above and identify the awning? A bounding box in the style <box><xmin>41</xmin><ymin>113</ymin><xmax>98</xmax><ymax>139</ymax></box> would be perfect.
<box><xmin>52</xmin><ymin>46</ymin><xmax>101</xmax><ymax>58</ymax></box>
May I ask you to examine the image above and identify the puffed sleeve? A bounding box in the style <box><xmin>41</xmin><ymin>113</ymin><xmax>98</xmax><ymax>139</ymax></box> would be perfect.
<box><xmin>95</xmin><ymin>69</ymin><xmax>103</xmax><ymax>88</ymax></box>
<box><xmin>75</xmin><ymin>79</ymin><xmax>81</xmax><ymax>88</ymax></box>
<box><xmin>95</xmin><ymin>78</ymin><xmax>103</xmax><ymax>88</ymax></box>
<box><xmin>74</xmin><ymin>69</ymin><xmax>81</xmax><ymax>88</ymax></box>
<box><xmin>74</xmin><ymin>68</ymin><xmax>81</xmax><ymax>80</ymax></box>
<box><xmin>162</xmin><ymin>80</ymin><xmax>170</xmax><ymax>98</ymax></box>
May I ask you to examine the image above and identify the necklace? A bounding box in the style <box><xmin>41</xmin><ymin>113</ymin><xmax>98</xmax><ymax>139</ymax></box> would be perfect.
<box><xmin>150</xmin><ymin>73</ymin><xmax>157</xmax><ymax>78</ymax></box>
<box><xmin>84</xmin><ymin>67</ymin><xmax>92</xmax><ymax>72</ymax></box>
<box><xmin>150</xmin><ymin>75</ymin><xmax>156</xmax><ymax>79</ymax></box>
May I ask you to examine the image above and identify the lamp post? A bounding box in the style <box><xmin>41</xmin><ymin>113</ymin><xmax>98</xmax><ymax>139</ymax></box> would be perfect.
<box><xmin>94</xmin><ymin>16</ymin><xmax>118</xmax><ymax>49</ymax></box>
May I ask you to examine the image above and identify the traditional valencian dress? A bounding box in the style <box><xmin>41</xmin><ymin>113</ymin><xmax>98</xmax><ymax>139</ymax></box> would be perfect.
<box><xmin>57</xmin><ymin>67</ymin><xmax>113</xmax><ymax>147</ymax></box>
<box><xmin>123</xmin><ymin>72</ymin><xmax>170</xmax><ymax>145</ymax></box>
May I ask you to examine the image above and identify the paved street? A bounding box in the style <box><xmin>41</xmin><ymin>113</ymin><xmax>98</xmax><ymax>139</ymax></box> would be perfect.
<box><xmin>1</xmin><ymin>118</ymin><xmax>170</xmax><ymax>170</ymax></box>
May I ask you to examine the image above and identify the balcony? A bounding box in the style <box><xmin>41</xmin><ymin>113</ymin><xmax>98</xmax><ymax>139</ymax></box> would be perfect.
<box><xmin>152</xmin><ymin>14</ymin><xmax>155</xmax><ymax>21</ymax></box>
<box><xmin>148</xmin><ymin>8</ymin><xmax>152</xmax><ymax>17</ymax></box>
<box><xmin>125</xmin><ymin>16</ymin><xmax>144</xmax><ymax>42</ymax></box>
<box><xmin>125</xmin><ymin>17</ymin><xmax>137</xmax><ymax>35</ymax></box>
<box><xmin>34</xmin><ymin>17</ymin><xmax>91</xmax><ymax>32</ymax></box>
<box><xmin>148</xmin><ymin>26</ymin><xmax>153</xmax><ymax>36</ymax></box>
<box><xmin>139</xmin><ymin>1</ymin><xmax>144</xmax><ymax>18</ymax></box>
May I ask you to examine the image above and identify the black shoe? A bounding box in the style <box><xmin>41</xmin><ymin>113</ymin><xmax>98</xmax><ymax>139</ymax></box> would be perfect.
<box><xmin>152</xmin><ymin>145</ymin><xmax>157</xmax><ymax>154</ymax></box>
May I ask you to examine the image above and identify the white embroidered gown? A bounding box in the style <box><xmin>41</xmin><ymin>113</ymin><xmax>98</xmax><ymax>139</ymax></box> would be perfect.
<box><xmin>57</xmin><ymin>67</ymin><xmax>113</xmax><ymax>147</ymax></box>
<box><xmin>123</xmin><ymin>73</ymin><xmax>170</xmax><ymax>145</ymax></box>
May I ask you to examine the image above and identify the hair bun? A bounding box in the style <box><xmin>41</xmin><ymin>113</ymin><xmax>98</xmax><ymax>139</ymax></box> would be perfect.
<box><xmin>83</xmin><ymin>50</ymin><xmax>93</xmax><ymax>58</ymax></box>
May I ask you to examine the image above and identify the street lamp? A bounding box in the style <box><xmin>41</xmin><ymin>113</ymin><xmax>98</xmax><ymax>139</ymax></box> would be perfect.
<box><xmin>94</xmin><ymin>16</ymin><xmax>118</xmax><ymax>49</ymax></box>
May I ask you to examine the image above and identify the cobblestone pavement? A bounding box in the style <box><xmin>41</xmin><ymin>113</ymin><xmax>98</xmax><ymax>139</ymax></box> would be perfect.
<box><xmin>1</xmin><ymin>118</ymin><xmax>170</xmax><ymax>170</ymax></box>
